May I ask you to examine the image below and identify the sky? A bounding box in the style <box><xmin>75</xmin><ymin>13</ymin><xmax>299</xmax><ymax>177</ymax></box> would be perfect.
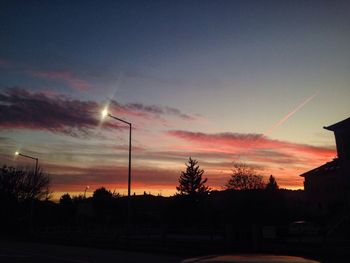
<box><xmin>1</xmin><ymin>0</ymin><xmax>349</xmax><ymax>198</ymax></box>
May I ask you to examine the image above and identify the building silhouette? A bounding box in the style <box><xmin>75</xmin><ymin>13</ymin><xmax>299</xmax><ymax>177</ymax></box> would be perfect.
<box><xmin>300</xmin><ymin>117</ymin><xmax>350</xmax><ymax>213</ymax></box>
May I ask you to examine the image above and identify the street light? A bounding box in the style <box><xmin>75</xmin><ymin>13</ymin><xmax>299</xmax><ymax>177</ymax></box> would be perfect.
<box><xmin>14</xmin><ymin>151</ymin><xmax>39</xmax><ymax>232</ymax></box>
<box><xmin>15</xmin><ymin>151</ymin><xmax>39</xmax><ymax>175</ymax></box>
<box><xmin>102</xmin><ymin>108</ymin><xmax>132</xmax><ymax>228</ymax></box>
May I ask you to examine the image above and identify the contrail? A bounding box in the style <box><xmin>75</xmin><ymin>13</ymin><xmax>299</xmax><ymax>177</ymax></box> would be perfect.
<box><xmin>264</xmin><ymin>91</ymin><xmax>319</xmax><ymax>136</ymax></box>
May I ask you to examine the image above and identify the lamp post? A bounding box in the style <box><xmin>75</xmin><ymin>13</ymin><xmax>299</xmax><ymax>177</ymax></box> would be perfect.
<box><xmin>102</xmin><ymin>109</ymin><xmax>132</xmax><ymax>230</ymax></box>
<box><xmin>84</xmin><ymin>185</ymin><xmax>90</xmax><ymax>198</ymax></box>
<box><xmin>15</xmin><ymin>151</ymin><xmax>38</xmax><ymax>175</ymax></box>
<box><xmin>15</xmin><ymin>151</ymin><xmax>39</xmax><ymax>232</ymax></box>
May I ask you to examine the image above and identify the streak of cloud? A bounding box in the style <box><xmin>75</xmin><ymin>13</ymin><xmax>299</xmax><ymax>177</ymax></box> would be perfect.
<box><xmin>264</xmin><ymin>91</ymin><xmax>319</xmax><ymax>136</ymax></box>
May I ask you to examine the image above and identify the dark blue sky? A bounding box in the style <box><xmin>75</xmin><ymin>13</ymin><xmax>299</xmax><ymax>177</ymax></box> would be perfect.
<box><xmin>1</xmin><ymin>1</ymin><xmax>349</xmax><ymax>104</ymax></box>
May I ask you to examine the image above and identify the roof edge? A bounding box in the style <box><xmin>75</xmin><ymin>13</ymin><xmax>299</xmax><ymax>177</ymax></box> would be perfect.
<box><xmin>324</xmin><ymin>117</ymin><xmax>350</xmax><ymax>131</ymax></box>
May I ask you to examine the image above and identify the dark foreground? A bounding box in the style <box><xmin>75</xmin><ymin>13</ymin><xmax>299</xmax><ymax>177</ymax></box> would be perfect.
<box><xmin>0</xmin><ymin>240</ymin><xmax>183</xmax><ymax>263</ymax></box>
<box><xmin>2</xmin><ymin>239</ymin><xmax>350</xmax><ymax>263</ymax></box>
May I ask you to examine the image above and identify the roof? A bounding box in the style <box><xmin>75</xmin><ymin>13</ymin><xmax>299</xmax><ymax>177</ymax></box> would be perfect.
<box><xmin>300</xmin><ymin>158</ymin><xmax>340</xmax><ymax>177</ymax></box>
<box><xmin>324</xmin><ymin>117</ymin><xmax>350</xmax><ymax>131</ymax></box>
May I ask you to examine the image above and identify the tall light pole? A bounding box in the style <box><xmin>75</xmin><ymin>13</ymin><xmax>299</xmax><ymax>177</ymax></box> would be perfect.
<box><xmin>15</xmin><ymin>151</ymin><xmax>39</xmax><ymax>176</ymax></box>
<box><xmin>15</xmin><ymin>151</ymin><xmax>39</xmax><ymax>232</ymax></box>
<box><xmin>102</xmin><ymin>109</ymin><xmax>132</xmax><ymax>229</ymax></box>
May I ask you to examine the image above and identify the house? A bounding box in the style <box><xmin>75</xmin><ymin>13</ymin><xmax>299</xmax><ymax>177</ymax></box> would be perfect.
<box><xmin>300</xmin><ymin>117</ymin><xmax>350</xmax><ymax>213</ymax></box>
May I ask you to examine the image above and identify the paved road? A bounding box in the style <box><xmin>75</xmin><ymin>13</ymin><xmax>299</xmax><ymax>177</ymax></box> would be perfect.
<box><xmin>0</xmin><ymin>240</ymin><xmax>183</xmax><ymax>263</ymax></box>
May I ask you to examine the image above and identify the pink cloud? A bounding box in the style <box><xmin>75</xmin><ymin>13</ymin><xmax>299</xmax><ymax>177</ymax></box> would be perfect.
<box><xmin>166</xmin><ymin>130</ymin><xmax>336</xmax><ymax>188</ymax></box>
<box><xmin>0</xmin><ymin>59</ymin><xmax>90</xmax><ymax>91</ymax></box>
<box><xmin>167</xmin><ymin>130</ymin><xmax>335</xmax><ymax>159</ymax></box>
<box><xmin>31</xmin><ymin>70</ymin><xmax>90</xmax><ymax>91</ymax></box>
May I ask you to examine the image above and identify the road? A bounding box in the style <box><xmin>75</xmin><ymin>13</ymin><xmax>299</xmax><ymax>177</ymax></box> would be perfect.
<box><xmin>0</xmin><ymin>240</ymin><xmax>183</xmax><ymax>263</ymax></box>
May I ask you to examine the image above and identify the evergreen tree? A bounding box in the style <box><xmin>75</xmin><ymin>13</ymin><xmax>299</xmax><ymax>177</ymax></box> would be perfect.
<box><xmin>265</xmin><ymin>175</ymin><xmax>279</xmax><ymax>190</ymax></box>
<box><xmin>177</xmin><ymin>157</ymin><xmax>209</xmax><ymax>196</ymax></box>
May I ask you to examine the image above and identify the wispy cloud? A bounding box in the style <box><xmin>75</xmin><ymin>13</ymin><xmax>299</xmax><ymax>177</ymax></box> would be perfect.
<box><xmin>167</xmin><ymin>130</ymin><xmax>336</xmax><ymax>174</ymax></box>
<box><xmin>0</xmin><ymin>88</ymin><xmax>101</xmax><ymax>135</ymax></box>
<box><xmin>30</xmin><ymin>70</ymin><xmax>91</xmax><ymax>91</ymax></box>
<box><xmin>119</xmin><ymin>102</ymin><xmax>196</xmax><ymax>121</ymax></box>
<box><xmin>167</xmin><ymin>130</ymin><xmax>334</xmax><ymax>158</ymax></box>
<box><xmin>0</xmin><ymin>88</ymin><xmax>198</xmax><ymax>136</ymax></box>
<box><xmin>0</xmin><ymin>58</ymin><xmax>91</xmax><ymax>92</ymax></box>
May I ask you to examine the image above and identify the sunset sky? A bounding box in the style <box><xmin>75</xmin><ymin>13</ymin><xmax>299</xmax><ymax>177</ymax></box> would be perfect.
<box><xmin>1</xmin><ymin>0</ymin><xmax>349</xmax><ymax>198</ymax></box>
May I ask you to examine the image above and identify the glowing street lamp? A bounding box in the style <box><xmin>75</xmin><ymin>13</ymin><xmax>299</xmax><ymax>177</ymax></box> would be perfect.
<box><xmin>101</xmin><ymin>108</ymin><xmax>132</xmax><ymax>227</ymax></box>
<box><xmin>101</xmin><ymin>108</ymin><xmax>108</xmax><ymax>119</ymax></box>
<box><xmin>15</xmin><ymin>151</ymin><xmax>39</xmax><ymax>175</ymax></box>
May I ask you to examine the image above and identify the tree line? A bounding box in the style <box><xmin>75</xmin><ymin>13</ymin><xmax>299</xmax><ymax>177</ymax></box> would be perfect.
<box><xmin>1</xmin><ymin>159</ymin><xmax>312</xmax><ymax>241</ymax></box>
<box><xmin>177</xmin><ymin>157</ymin><xmax>279</xmax><ymax>196</ymax></box>
<box><xmin>0</xmin><ymin>157</ymin><xmax>279</xmax><ymax>204</ymax></box>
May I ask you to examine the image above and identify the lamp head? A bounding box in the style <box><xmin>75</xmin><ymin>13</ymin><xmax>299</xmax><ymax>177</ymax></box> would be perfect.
<box><xmin>101</xmin><ymin>108</ymin><xmax>108</xmax><ymax>119</ymax></box>
<box><xmin>15</xmin><ymin>151</ymin><xmax>19</xmax><ymax>156</ymax></box>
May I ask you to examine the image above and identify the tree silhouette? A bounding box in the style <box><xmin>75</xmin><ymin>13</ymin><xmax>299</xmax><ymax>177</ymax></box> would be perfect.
<box><xmin>0</xmin><ymin>165</ymin><xmax>50</xmax><ymax>201</ymax></box>
<box><xmin>92</xmin><ymin>187</ymin><xmax>113</xmax><ymax>201</ymax></box>
<box><xmin>226</xmin><ymin>162</ymin><xmax>265</xmax><ymax>190</ymax></box>
<box><xmin>59</xmin><ymin>193</ymin><xmax>73</xmax><ymax>206</ymax></box>
<box><xmin>177</xmin><ymin>157</ymin><xmax>209</xmax><ymax>196</ymax></box>
<box><xmin>265</xmin><ymin>175</ymin><xmax>279</xmax><ymax>190</ymax></box>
